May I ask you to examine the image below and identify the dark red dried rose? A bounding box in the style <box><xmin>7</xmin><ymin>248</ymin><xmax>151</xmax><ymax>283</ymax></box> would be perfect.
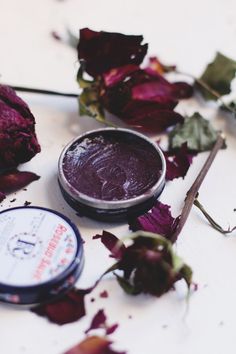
<box><xmin>93</xmin><ymin>231</ymin><xmax>126</xmax><ymax>259</ymax></box>
<box><xmin>64</xmin><ymin>336</ymin><xmax>126</xmax><ymax>354</ymax></box>
<box><xmin>114</xmin><ymin>232</ymin><xmax>192</xmax><ymax>296</ymax></box>
<box><xmin>129</xmin><ymin>201</ymin><xmax>179</xmax><ymax>240</ymax></box>
<box><xmin>164</xmin><ymin>143</ymin><xmax>196</xmax><ymax>181</ymax></box>
<box><xmin>95</xmin><ymin>231</ymin><xmax>192</xmax><ymax>297</ymax></box>
<box><xmin>0</xmin><ymin>85</ymin><xmax>40</xmax><ymax>170</ymax></box>
<box><xmin>77</xmin><ymin>30</ymin><xmax>193</xmax><ymax>133</ymax></box>
<box><xmin>32</xmin><ymin>288</ymin><xmax>90</xmax><ymax>325</ymax></box>
<box><xmin>78</xmin><ymin>28</ymin><xmax>147</xmax><ymax>77</ymax></box>
<box><xmin>85</xmin><ymin>309</ymin><xmax>118</xmax><ymax>336</ymax></box>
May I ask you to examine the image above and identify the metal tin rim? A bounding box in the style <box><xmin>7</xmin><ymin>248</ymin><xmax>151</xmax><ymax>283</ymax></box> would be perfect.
<box><xmin>58</xmin><ymin>128</ymin><xmax>166</xmax><ymax>210</ymax></box>
<box><xmin>0</xmin><ymin>206</ymin><xmax>84</xmax><ymax>293</ymax></box>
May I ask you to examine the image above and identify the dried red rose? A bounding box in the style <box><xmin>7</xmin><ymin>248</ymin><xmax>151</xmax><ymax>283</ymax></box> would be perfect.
<box><xmin>0</xmin><ymin>85</ymin><xmax>40</xmax><ymax>170</ymax></box>
<box><xmin>77</xmin><ymin>29</ymin><xmax>193</xmax><ymax>133</ymax></box>
<box><xmin>129</xmin><ymin>201</ymin><xmax>179</xmax><ymax>240</ymax></box>
<box><xmin>64</xmin><ymin>336</ymin><xmax>126</xmax><ymax>354</ymax></box>
<box><xmin>94</xmin><ymin>231</ymin><xmax>192</xmax><ymax>297</ymax></box>
<box><xmin>78</xmin><ymin>28</ymin><xmax>147</xmax><ymax>77</ymax></box>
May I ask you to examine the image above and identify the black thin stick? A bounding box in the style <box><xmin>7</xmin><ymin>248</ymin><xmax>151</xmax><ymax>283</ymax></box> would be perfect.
<box><xmin>7</xmin><ymin>85</ymin><xmax>78</xmax><ymax>98</ymax></box>
<box><xmin>170</xmin><ymin>134</ymin><xmax>225</xmax><ymax>243</ymax></box>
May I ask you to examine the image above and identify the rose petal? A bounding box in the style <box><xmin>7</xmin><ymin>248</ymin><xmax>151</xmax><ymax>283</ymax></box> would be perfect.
<box><xmin>78</xmin><ymin>28</ymin><xmax>147</xmax><ymax>77</ymax></box>
<box><xmin>32</xmin><ymin>288</ymin><xmax>90</xmax><ymax>325</ymax></box>
<box><xmin>93</xmin><ymin>231</ymin><xmax>126</xmax><ymax>259</ymax></box>
<box><xmin>85</xmin><ymin>309</ymin><xmax>119</xmax><ymax>336</ymax></box>
<box><xmin>0</xmin><ymin>170</ymin><xmax>40</xmax><ymax>194</ymax></box>
<box><xmin>64</xmin><ymin>336</ymin><xmax>126</xmax><ymax>354</ymax></box>
<box><xmin>164</xmin><ymin>143</ymin><xmax>196</xmax><ymax>181</ymax></box>
<box><xmin>99</xmin><ymin>290</ymin><xmax>108</xmax><ymax>298</ymax></box>
<box><xmin>129</xmin><ymin>201</ymin><xmax>179</xmax><ymax>239</ymax></box>
<box><xmin>103</xmin><ymin>64</ymin><xmax>139</xmax><ymax>87</ymax></box>
<box><xmin>126</xmin><ymin>109</ymin><xmax>184</xmax><ymax>133</ymax></box>
<box><xmin>85</xmin><ymin>309</ymin><xmax>107</xmax><ymax>334</ymax></box>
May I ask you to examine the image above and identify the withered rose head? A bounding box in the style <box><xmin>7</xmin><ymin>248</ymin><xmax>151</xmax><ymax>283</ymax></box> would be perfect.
<box><xmin>94</xmin><ymin>231</ymin><xmax>192</xmax><ymax>297</ymax></box>
<box><xmin>0</xmin><ymin>85</ymin><xmax>40</xmax><ymax>170</ymax></box>
<box><xmin>78</xmin><ymin>28</ymin><xmax>148</xmax><ymax>77</ymax></box>
<box><xmin>115</xmin><ymin>233</ymin><xmax>192</xmax><ymax>296</ymax></box>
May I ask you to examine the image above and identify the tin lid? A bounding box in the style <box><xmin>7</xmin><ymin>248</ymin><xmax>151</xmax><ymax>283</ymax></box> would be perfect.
<box><xmin>0</xmin><ymin>206</ymin><xmax>84</xmax><ymax>306</ymax></box>
<box><xmin>58</xmin><ymin>128</ymin><xmax>166</xmax><ymax>211</ymax></box>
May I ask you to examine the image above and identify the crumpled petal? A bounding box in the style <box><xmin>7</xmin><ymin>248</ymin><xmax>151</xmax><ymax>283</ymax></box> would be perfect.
<box><xmin>0</xmin><ymin>170</ymin><xmax>40</xmax><ymax>194</ymax></box>
<box><xmin>32</xmin><ymin>288</ymin><xmax>90</xmax><ymax>325</ymax></box>
<box><xmin>125</xmin><ymin>107</ymin><xmax>184</xmax><ymax>133</ymax></box>
<box><xmin>78</xmin><ymin>28</ymin><xmax>148</xmax><ymax>77</ymax></box>
<box><xmin>0</xmin><ymin>85</ymin><xmax>40</xmax><ymax>169</ymax></box>
<box><xmin>164</xmin><ymin>143</ymin><xmax>195</xmax><ymax>180</ymax></box>
<box><xmin>93</xmin><ymin>231</ymin><xmax>126</xmax><ymax>260</ymax></box>
<box><xmin>85</xmin><ymin>309</ymin><xmax>118</xmax><ymax>335</ymax></box>
<box><xmin>129</xmin><ymin>201</ymin><xmax>179</xmax><ymax>239</ymax></box>
<box><xmin>64</xmin><ymin>336</ymin><xmax>126</xmax><ymax>354</ymax></box>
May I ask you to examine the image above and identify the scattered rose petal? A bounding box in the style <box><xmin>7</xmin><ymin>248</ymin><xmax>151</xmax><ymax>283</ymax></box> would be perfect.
<box><xmin>85</xmin><ymin>309</ymin><xmax>118</xmax><ymax>336</ymax></box>
<box><xmin>106</xmin><ymin>324</ymin><xmax>119</xmax><ymax>335</ymax></box>
<box><xmin>78</xmin><ymin>28</ymin><xmax>147</xmax><ymax>77</ymax></box>
<box><xmin>100</xmin><ymin>290</ymin><xmax>108</xmax><ymax>298</ymax></box>
<box><xmin>93</xmin><ymin>231</ymin><xmax>126</xmax><ymax>259</ymax></box>
<box><xmin>164</xmin><ymin>143</ymin><xmax>195</xmax><ymax>180</ymax></box>
<box><xmin>64</xmin><ymin>336</ymin><xmax>126</xmax><ymax>354</ymax></box>
<box><xmin>85</xmin><ymin>309</ymin><xmax>107</xmax><ymax>334</ymax></box>
<box><xmin>0</xmin><ymin>170</ymin><xmax>40</xmax><ymax>194</ymax></box>
<box><xmin>129</xmin><ymin>201</ymin><xmax>179</xmax><ymax>240</ymax></box>
<box><xmin>0</xmin><ymin>85</ymin><xmax>40</xmax><ymax>169</ymax></box>
<box><xmin>32</xmin><ymin>288</ymin><xmax>91</xmax><ymax>325</ymax></box>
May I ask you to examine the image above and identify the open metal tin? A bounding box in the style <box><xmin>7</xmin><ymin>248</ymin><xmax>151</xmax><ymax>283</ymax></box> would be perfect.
<box><xmin>58</xmin><ymin>128</ymin><xmax>166</xmax><ymax>222</ymax></box>
<box><xmin>0</xmin><ymin>206</ymin><xmax>84</xmax><ymax>306</ymax></box>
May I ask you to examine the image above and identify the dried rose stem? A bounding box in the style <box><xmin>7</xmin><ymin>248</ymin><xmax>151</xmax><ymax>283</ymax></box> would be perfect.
<box><xmin>170</xmin><ymin>134</ymin><xmax>225</xmax><ymax>243</ymax></box>
<box><xmin>7</xmin><ymin>85</ymin><xmax>78</xmax><ymax>98</ymax></box>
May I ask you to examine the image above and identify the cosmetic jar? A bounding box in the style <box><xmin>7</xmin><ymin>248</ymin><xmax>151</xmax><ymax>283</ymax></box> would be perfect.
<box><xmin>0</xmin><ymin>206</ymin><xmax>84</xmax><ymax>306</ymax></box>
<box><xmin>58</xmin><ymin>128</ymin><xmax>166</xmax><ymax>222</ymax></box>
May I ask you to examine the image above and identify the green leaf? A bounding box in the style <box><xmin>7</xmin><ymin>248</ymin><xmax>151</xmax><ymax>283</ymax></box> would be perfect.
<box><xmin>78</xmin><ymin>87</ymin><xmax>106</xmax><ymax>123</ymax></box>
<box><xmin>115</xmin><ymin>274</ymin><xmax>141</xmax><ymax>295</ymax></box>
<box><xmin>169</xmin><ymin>112</ymin><xmax>219</xmax><ymax>152</ymax></box>
<box><xmin>197</xmin><ymin>52</ymin><xmax>236</xmax><ymax>100</ymax></box>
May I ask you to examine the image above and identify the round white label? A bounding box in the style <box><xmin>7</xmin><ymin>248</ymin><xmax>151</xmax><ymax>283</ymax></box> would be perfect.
<box><xmin>0</xmin><ymin>208</ymin><xmax>78</xmax><ymax>286</ymax></box>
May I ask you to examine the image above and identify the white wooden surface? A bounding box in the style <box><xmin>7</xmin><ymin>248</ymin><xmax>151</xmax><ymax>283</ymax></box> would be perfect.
<box><xmin>0</xmin><ymin>0</ymin><xmax>236</xmax><ymax>353</ymax></box>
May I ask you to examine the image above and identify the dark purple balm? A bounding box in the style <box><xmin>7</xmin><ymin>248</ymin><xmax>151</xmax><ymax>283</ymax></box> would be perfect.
<box><xmin>58</xmin><ymin>128</ymin><xmax>166</xmax><ymax>221</ymax></box>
